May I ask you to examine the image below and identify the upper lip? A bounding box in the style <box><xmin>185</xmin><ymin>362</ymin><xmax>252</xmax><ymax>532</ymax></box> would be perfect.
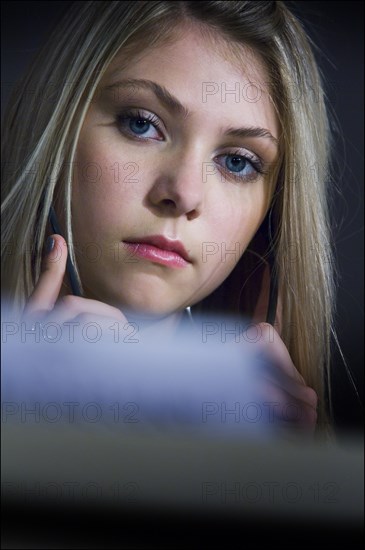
<box><xmin>124</xmin><ymin>235</ymin><xmax>191</xmax><ymax>262</ymax></box>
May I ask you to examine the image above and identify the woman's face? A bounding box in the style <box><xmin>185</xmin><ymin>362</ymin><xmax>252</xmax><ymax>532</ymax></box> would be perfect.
<box><xmin>71</xmin><ymin>28</ymin><xmax>279</xmax><ymax>318</ymax></box>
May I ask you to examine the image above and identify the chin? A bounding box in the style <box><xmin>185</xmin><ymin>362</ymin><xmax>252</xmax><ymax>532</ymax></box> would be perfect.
<box><xmin>85</xmin><ymin>274</ymin><xmax>203</xmax><ymax>320</ymax></box>
<box><xmin>101</xmin><ymin>289</ymin><xmax>186</xmax><ymax>320</ymax></box>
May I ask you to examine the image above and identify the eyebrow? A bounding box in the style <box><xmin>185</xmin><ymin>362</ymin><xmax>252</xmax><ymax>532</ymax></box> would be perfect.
<box><xmin>104</xmin><ymin>78</ymin><xmax>278</xmax><ymax>146</ymax></box>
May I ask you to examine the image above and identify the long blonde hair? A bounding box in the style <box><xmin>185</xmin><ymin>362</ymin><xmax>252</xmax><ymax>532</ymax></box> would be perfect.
<box><xmin>1</xmin><ymin>1</ymin><xmax>335</xmax><ymax>435</ymax></box>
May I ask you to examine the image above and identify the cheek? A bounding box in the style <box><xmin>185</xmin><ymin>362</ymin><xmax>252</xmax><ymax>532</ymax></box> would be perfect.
<box><xmin>72</xmin><ymin>139</ymin><xmax>141</xmax><ymax>239</ymax></box>
<box><xmin>197</xmin><ymin>192</ymin><xmax>267</xmax><ymax>294</ymax></box>
<box><xmin>207</xmin><ymin>185</ymin><xmax>268</xmax><ymax>250</ymax></box>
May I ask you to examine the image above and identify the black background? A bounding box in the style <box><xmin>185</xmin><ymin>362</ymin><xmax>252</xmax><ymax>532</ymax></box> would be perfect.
<box><xmin>1</xmin><ymin>1</ymin><xmax>364</xmax><ymax>434</ymax></box>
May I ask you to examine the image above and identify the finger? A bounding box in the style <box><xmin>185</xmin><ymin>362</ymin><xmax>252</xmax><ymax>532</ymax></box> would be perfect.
<box><xmin>44</xmin><ymin>295</ymin><xmax>127</xmax><ymax>325</ymax></box>
<box><xmin>258</xmin><ymin>380</ymin><xmax>318</xmax><ymax>428</ymax></box>
<box><xmin>260</xmin><ymin>371</ymin><xmax>318</xmax><ymax>410</ymax></box>
<box><xmin>279</xmin><ymin>398</ymin><xmax>318</xmax><ymax>432</ymax></box>
<box><xmin>39</xmin><ymin>313</ymin><xmax>139</xmax><ymax>344</ymax></box>
<box><xmin>23</xmin><ymin>234</ymin><xmax>68</xmax><ymax>319</ymax></box>
<box><xmin>72</xmin><ymin>313</ymin><xmax>135</xmax><ymax>342</ymax></box>
<box><xmin>256</xmin><ymin>322</ymin><xmax>306</xmax><ymax>386</ymax></box>
<box><xmin>255</xmin><ymin>323</ymin><xmax>318</xmax><ymax>409</ymax></box>
<box><xmin>257</xmin><ymin>370</ymin><xmax>317</xmax><ymax>412</ymax></box>
<box><xmin>38</xmin><ymin>314</ymin><xmax>135</xmax><ymax>344</ymax></box>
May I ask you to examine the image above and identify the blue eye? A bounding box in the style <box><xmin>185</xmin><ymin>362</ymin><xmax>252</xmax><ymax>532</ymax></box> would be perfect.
<box><xmin>226</xmin><ymin>155</ymin><xmax>250</xmax><ymax>173</ymax></box>
<box><xmin>117</xmin><ymin>109</ymin><xmax>163</xmax><ymax>140</ymax></box>
<box><xmin>116</xmin><ymin>112</ymin><xmax>266</xmax><ymax>182</ymax></box>
<box><xmin>215</xmin><ymin>151</ymin><xmax>264</xmax><ymax>182</ymax></box>
<box><xmin>129</xmin><ymin>118</ymin><xmax>151</xmax><ymax>134</ymax></box>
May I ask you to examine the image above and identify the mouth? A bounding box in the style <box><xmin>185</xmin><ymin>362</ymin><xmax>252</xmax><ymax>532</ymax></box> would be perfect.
<box><xmin>123</xmin><ymin>235</ymin><xmax>191</xmax><ymax>268</ymax></box>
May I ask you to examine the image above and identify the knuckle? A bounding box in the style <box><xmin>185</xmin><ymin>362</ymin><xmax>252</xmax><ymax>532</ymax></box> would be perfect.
<box><xmin>304</xmin><ymin>387</ymin><xmax>318</xmax><ymax>408</ymax></box>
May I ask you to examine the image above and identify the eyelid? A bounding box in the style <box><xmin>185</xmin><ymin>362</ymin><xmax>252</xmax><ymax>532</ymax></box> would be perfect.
<box><xmin>219</xmin><ymin>147</ymin><xmax>260</xmax><ymax>162</ymax></box>
<box><xmin>116</xmin><ymin>108</ymin><xmax>267</xmax><ymax>176</ymax></box>
<box><xmin>117</xmin><ymin>107</ymin><xmax>166</xmax><ymax>133</ymax></box>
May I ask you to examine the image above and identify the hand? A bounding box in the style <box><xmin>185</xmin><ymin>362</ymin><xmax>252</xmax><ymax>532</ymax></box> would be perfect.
<box><xmin>22</xmin><ymin>234</ymin><xmax>128</xmax><ymax>341</ymax></box>
<box><xmin>251</xmin><ymin>265</ymin><xmax>318</xmax><ymax>437</ymax></box>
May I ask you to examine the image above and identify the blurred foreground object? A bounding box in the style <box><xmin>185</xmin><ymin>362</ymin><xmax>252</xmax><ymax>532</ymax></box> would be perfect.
<box><xmin>2</xmin><ymin>310</ymin><xmax>363</xmax><ymax>547</ymax></box>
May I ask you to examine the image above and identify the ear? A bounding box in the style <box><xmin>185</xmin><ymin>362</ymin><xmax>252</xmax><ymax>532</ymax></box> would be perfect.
<box><xmin>252</xmin><ymin>263</ymin><xmax>283</xmax><ymax>335</ymax></box>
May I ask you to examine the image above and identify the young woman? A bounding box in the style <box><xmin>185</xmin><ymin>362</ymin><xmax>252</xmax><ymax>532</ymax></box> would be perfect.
<box><xmin>1</xmin><ymin>1</ymin><xmax>333</xmax><ymax>437</ymax></box>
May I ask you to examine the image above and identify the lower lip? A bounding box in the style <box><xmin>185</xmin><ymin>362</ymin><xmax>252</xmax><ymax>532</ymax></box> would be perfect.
<box><xmin>123</xmin><ymin>242</ymin><xmax>189</xmax><ymax>268</ymax></box>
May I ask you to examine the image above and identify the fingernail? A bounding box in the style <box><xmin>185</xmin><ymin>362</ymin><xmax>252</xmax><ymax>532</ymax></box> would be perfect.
<box><xmin>45</xmin><ymin>236</ymin><xmax>55</xmax><ymax>255</ymax></box>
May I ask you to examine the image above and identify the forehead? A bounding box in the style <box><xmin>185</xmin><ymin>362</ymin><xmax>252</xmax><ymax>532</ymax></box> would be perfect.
<box><xmin>101</xmin><ymin>25</ymin><xmax>279</xmax><ymax>136</ymax></box>
<box><xmin>107</xmin><ymin>24</ymin><xmax>269</xmax><ymax>82</ymax></box>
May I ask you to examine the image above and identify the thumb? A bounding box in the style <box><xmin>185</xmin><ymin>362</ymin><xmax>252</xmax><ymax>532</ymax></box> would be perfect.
<box><xmin>23</xmin><ymin>234</ymin><xmax>68</xmax><ymax>318</ymax></box>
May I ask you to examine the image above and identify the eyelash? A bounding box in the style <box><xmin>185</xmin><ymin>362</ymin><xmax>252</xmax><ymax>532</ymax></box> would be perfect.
<box><xmin>116</xmin><ymin>109</ymin><xmax>267</xmax><ymax>182</ymax></box>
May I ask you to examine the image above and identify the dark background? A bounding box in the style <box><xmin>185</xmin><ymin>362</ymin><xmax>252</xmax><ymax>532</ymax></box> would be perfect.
<box><xmin>1</xmin><ymin>1</ymin><xmax>364</xmax><ymax>435</ymax></box>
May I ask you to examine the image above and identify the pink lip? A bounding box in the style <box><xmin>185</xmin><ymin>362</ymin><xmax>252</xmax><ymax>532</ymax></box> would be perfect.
<box><xmin>123</xmin><ymin>235</ymin><xmax>191</xmax><ymax>268</ymax></box>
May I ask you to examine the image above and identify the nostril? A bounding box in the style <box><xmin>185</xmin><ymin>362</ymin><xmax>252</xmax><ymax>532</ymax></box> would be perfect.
<box><xmin>186</xmin><ymin>209</ymin><xmax>199</xmax><ymax>221</ymax></box>
<box><xmin>162</xmin><ymin>199</ymin><xmax>176</xmax><ymax>207</ymax></box>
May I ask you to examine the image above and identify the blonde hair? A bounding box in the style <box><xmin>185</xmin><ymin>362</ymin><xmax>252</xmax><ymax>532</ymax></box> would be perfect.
<box><xmin>1</xmin><ymin>1</ymin><xmax>335</xmax><ymax>436</ymax></box>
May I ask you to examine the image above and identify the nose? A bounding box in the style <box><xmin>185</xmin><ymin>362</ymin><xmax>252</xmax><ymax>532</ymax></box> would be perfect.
<box><xmin>146</xmin><ymin>151</ymin><xmax>204</xmax><ymax>220</ymax></box>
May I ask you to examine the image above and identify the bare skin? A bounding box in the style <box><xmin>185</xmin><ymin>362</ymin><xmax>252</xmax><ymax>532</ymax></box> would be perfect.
<box><xmin>23</xmin><ymin>234</ymin><xmax>318</xmax><ymax>435</ymax></box>
<box><xmin>22</xmin><ymin>27</ymin><xmax>318</xmax><ymax>435</ymax></box>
